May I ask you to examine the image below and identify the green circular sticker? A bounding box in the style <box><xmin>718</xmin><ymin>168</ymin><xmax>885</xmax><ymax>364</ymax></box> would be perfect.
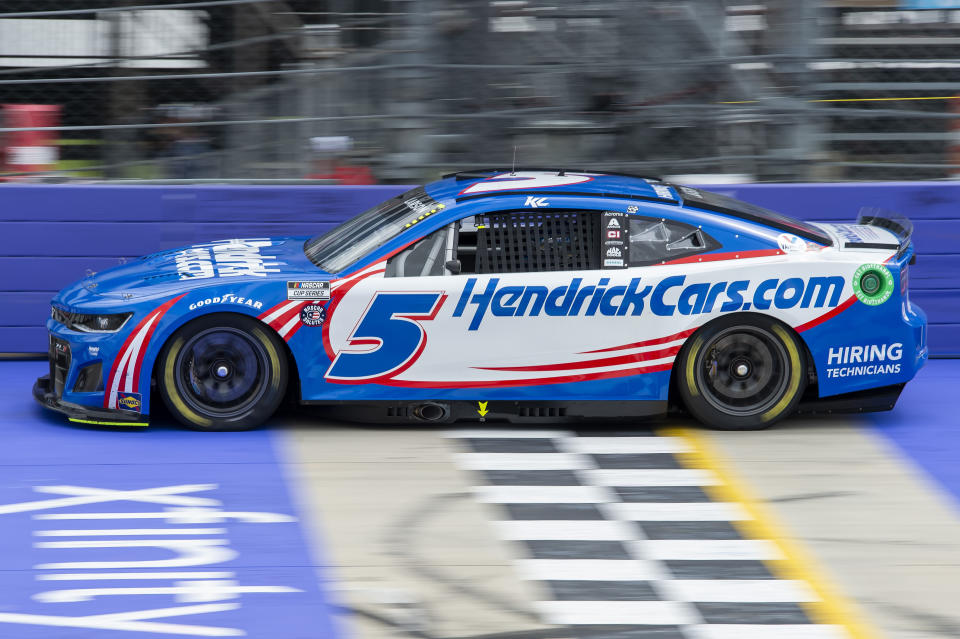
<box><xmin>853</xmin><ymin>263</ymin><xmax>894</xmax><ymax>306</ymax></box>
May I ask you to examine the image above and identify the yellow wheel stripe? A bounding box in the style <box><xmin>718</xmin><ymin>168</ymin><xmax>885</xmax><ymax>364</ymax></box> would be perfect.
<box><xmin>661</xmin><ymin>427</ymin><xmax>880</xmax><ymax>639</ymax></box>
<box><xmin>684</xmin><ymin>336</ymin><xmax>703</xmax><ymax>398</ymax></box>
<box><xmin>163</xmin><ymin>336</ymin><xmax>212</xmax><ymax>428</ymax></box>
<box><xmin>762</xmin><ymin>324</ymin><xmax>803</xmax><ymax>423</ymax></box>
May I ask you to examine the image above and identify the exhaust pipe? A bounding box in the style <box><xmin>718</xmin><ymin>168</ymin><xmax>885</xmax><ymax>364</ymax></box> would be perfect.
<box><xmin>413</xmin><ymin>402</ymin><xmax>449</xmax><ymax>422</ymax></box>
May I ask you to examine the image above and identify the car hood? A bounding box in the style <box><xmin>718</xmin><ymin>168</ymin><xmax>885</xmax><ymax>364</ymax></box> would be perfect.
<box><xmin>55</xmin><ymin>237</ymin><xmax>327</xmax><ymax>306</ymax></box>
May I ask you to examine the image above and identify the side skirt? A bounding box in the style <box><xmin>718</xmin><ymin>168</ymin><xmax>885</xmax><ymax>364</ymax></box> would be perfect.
<box><xmin>301</xmin><ymin>399</ymin><xmax>668</xmax><ymax>425</ymax></box>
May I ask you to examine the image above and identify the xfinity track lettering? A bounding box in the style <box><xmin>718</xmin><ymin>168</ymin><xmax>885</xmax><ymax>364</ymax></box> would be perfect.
<box><xmin>0</xmin><ymin>484</ymin><xmax>300</xmax><ymax>637</ymax></box>
<box><xmin>453</xmin><ymin>275</ymin><xmax>845</xmax><ymax>330</ymax></box>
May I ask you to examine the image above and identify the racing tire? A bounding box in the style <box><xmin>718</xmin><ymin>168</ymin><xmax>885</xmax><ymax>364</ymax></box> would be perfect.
<box><xmin>677</xmin><ymin>315</ymin><xmax>806</xmax><ymax>431</ymax></box>
<box><xmin>158</xmin><ymin>314</ymin><xmax>288</xmax><ymax>431</ymax></box>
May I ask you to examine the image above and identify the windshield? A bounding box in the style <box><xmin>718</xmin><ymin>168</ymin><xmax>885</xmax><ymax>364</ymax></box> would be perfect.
<box><xmin>671</xmin><ymin>184</ymin><xmax>833</xmax><ymax>245</ymax></box>
<box><xmin>304</xmin><ymin>187</ymin><xmax>442</xmax><ymax>272</ymax></box>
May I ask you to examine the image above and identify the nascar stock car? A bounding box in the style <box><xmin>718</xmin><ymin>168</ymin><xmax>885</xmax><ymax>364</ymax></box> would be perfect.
<box><xmin>34</xmin><ymin>169</ymin><xmax>927</xmax><ymax>431</ymax></box>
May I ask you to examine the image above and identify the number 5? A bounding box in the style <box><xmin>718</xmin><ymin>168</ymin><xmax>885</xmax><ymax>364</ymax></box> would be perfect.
<box><xmin>326</xmin><ymin>291</ymin><xmax>446</xmax><ymax>383</ymax></box>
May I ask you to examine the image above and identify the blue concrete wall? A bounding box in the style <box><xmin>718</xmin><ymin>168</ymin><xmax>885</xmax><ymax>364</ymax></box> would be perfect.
<box><xmin>1</xmin><ymin>182</ymin><xmax>957</xmax><ymax>355</ymax></box>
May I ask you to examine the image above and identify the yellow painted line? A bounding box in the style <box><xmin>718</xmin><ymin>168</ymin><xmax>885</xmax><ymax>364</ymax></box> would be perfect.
<box><xmin>69</xmin><ymin>418</ymin><xmax>148</xmax><ymax>427</ymax></box>
<box><xmin>660</xmin><ymin>426</ymin><xmax>881</xmax><ymax>639</ymax></box>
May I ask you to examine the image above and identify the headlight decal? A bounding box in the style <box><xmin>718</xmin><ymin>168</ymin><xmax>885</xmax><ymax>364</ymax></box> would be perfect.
<box><xmin>103</xmin><ymin>295</ymin><xmax>185</xmax><ymax>412</ymax></box>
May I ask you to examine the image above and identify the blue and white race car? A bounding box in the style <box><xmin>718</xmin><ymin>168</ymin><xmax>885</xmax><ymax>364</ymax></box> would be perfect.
<box><xmin>34</xmin><ymin>169</ymin><xmax>927</xmax><ymax>431</ymax></box>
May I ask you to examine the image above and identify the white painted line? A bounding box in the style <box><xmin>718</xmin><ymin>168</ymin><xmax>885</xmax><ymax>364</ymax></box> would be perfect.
<box><xmin>455</xmin><ymin>453</ymin><xmax>591</xmax><ymax>471</ymax></box>
<box><xmin>686</xmin><ymin>624</ymin><xmax>852</xmax><ymax>639</ymax></box>
<box><xmin>516</xmin><ymin>559</ymin><xmax>663</xmax><ymax>582</ymax></box>
<box><xmin>35</xmin><ymin>529</ymin><xmax>227</xmax><ymax>536</ymax></box>
<box><xmin>38</xmin><ymin>572</ymin><xmax>235</xmax><ymax>581</ymax></box>
<box><xmin>559</xmin><ymin>437</ymin><xmax>692</xmax><ymax>455</ymax></box>
<box><xmin>493</xmin><ymin>520</ymin><xmax>634</xmax><ymax>541</ymax></box>
<box><xmin>474</xmin><ymin>485</ymin><xmax>610</xmax><ymax>504</ymax></box>
<box><xmin>609</xmin><ymin>502</ymin><xmax>751</xmax><ymax>521</ymax></box>
<box><xmin>580</xmin><ymin>468</ymin><xmax>721</xmax><ymax>486</ymax></box>
<box><xmin>444</xmin><ymin>429</ymin><xmax>573</xmax><ymax>439</ymax></box>
<box><xmin>635</xmin><ymin>539</ymin><xmax>785</xmax><ymax>561</ymax></box>
<box><xmin>535</xmin><ymin>600</ymin><xmax>697</xmax><ymax>625</ymax></box>
<box><xmin>660</xmin><ymin>579</ymin><xmax>818</xmax><ymax>603</ymax></box>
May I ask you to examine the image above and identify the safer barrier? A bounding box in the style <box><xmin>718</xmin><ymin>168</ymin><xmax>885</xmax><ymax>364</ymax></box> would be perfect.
<box><xmin>1</xmin><ymin>182</ymin><xmax>957</xmax><ymax>356</ymax></box>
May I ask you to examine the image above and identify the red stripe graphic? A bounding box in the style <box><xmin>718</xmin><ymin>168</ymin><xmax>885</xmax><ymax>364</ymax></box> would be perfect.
<box><xmin>795</xmin><ymin>294</ymin><xmax>857</xmax><ymax>333</ymax></box>
<box><xmin>475</xmin><ymin>345</ymin><xmax>680</xmax><ymax>373</ymax></box>
<box><xmin>371</xmin><ymin>361</ymin><xmax>675</xmax><ymax>389</ymax></box>
<box><xmin>582</xmin><ymin>328</ymin><xmax>697</xmax><ymax>355</ymax></box>
<box><xmin>661</xmin><ymin>248</ymin><xmax>784</xmax><ymax>266</ymax></box>
<box><xmin>103</xmin><ymin>294</ymin><xmax>185</xmax><ymax>408</ymax></box>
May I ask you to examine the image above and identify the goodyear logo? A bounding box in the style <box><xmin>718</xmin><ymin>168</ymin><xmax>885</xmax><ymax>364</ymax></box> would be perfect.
<box><xmin>117</xmin><ymin>392</ymin><xmax>142</xmax><ymax>413</ymax></box>
<box><xmin>453</xmin><ymin>275</ymin><xmax>845</xmax><ymax>330</ymax></box>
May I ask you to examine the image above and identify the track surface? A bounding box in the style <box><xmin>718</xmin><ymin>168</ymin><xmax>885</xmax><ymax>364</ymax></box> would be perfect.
<box><xmin>1</xmin><ymin>360</ymin><xmax>958</xmax><ymax>639</ymax></box>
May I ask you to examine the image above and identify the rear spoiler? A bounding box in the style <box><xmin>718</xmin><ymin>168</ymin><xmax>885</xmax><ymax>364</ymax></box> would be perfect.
<box><xmin>856</xmin><ymin>208</ymin><xmax>914</xmax><ymax>261</ymax></box>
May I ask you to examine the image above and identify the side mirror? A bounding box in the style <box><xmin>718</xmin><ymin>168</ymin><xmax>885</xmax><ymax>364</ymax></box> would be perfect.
<box><xmin>445</xmin><ymin>259</ymin><xmax>462</xmax><ymax>275</ymax></box>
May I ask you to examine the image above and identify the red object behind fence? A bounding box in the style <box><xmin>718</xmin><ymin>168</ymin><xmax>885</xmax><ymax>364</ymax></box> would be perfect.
<box><xmin>2</xmin><ymin>104</ymin><xmax>60</xmax><ymax>177</ymax></box>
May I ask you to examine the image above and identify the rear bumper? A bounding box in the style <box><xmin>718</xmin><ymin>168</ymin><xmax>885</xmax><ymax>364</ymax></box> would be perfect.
<box><xmin>33</xmin><ymin>373</ymin><xmax>148</xmax><ymax>427</ymax></box>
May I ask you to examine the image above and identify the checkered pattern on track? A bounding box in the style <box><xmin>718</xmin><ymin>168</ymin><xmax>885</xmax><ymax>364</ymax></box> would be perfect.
<box><xmin>447</xmin><ymin>428</ymin><xmax>851</xmax><ymax>639</ymax></box>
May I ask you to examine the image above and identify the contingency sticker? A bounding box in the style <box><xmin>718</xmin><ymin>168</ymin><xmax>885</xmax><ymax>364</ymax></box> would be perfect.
<box><xmin>287</xmin><ymin>281</ymin><xmax>330</xmax><ymax>301</ymax></box>
<box><xmin>601</xmin><ymin>211</ymin><xmax>629</xmax><ymax>269</ymax></box>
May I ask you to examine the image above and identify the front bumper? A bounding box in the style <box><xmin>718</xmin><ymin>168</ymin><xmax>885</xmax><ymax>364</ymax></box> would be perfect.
<box><xmin>33</xmin><ymin>373</ymin><xmax>148</xmax><ymax>427</ymax></box>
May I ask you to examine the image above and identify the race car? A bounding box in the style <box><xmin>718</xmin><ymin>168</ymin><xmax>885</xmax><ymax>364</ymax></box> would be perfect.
<box><xmin>34</xmin><ymin>169</ymin><xmax>927</xmax><ymax>431</ymax></box>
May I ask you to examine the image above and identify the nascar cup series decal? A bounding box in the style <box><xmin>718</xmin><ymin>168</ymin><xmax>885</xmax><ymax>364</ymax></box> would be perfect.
<box><xmin>853</xmin><ymin>263</ymin><xmax>894</xmax><ymax>306</ymax></box>
<box><xmin>174</xmin><ymin>239</ymin><xmax>284</xmax><ymax>281</ymax></box>
<box><xmin>287</xmin><ymin>281</ymin><xmax>330</xmax><ymax>301</ymax></box>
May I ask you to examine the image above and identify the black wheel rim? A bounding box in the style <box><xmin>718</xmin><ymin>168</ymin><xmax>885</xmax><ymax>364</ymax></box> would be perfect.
<box><xmin>174</xmin><ymin>327</ymin><xmax>270</xmax><ymax>419</ymax></box>
<box><xmin>695</xmin><ymin>326</ymin><xmax>790</xmax><ymax>417</ymax></box>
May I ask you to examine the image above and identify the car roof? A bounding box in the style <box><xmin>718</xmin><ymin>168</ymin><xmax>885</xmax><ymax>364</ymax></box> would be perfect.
<box><xmin>425</xmin><ymin>168</ymin><xmax>675</xmax><ymax>204</ymax></box>
<box><xmin>422</xmin><ymin>168</ymin><xmax>832</xmax><ymax>246</ymax></box>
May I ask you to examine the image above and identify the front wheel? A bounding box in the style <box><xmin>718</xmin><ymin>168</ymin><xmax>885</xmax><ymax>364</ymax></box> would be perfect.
<box><xmin>158</xmin><ymin>314</ymin><xmax>288</xmax><ymax>431</ymax></box>
<box><xmin>677</xmin><ymin>316</ymin><xmax>806</xmax><ymax>430</ymax></box>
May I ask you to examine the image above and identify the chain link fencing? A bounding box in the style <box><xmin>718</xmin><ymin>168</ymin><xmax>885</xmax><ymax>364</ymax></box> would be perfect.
<box><xmin>1</xmin><ymin>0</ymin><xmax>959</xmax><ymax>183</ymax></box>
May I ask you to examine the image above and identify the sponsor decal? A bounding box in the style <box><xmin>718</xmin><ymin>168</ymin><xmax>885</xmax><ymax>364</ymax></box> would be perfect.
<box><xmin>453</xmin><ymin>274</ymin><xmax>845</xmax><ymax>330</ymax></box>
<box><xmin>189</xmin><ymin>293</ymin><xmax>264</xmax><ymax>311</ymax></box>
<box><xmin>853</xmin><ymin>263</ymin><xmax>894</xmax><ymax>306</ymax></box>
<box><xmin>116</xmin><ymin>391</ymin><xmax>142</xmax><ymax>413</ymax></box>
<box><xmin>679</xmin><ymin>186</ymin><xmax>702</xmax><ymax>199</ymax></box>
<box><xmin>832</xmin><ymin>223</ymin><xmax>882</xmax><ymax>245</ymax></box>
<box><xmin>826</xmin><ymin>342</ymin><xmax>902</xmax><ymax>378</ymax></box>
<box><xmin>524</xmin><ymin>196</ymin><xmax>550</xmax><ymax>208</ymax></box>
<box><xmin>54</xmin><ymin>341</ymin><xmax>68</xmax><ymax>354</ymax></box>
<box><xmin>626</xmin><ymin>205</ymin><xmax>639</xmax><ymax>213</ymax></box>
<box><xmin>287</xmin><ymin>281</ymin><xmax>330</xmax><ymax>301</ymax></box>
<box><xmin>651</xmin><ymin>184</ymin><xmax>673</xmax><ymax>199</ymax></box>
<box><xmin>174</xmin><ymin>239</ymin><xmax>284</xmax><ymax>281</ymax></box>
<box><xmin>87</xmin><ymin>345</ymin><xmax>99</xmax><ymax>357</ymax></box>
<box><xmin>300</xmin><ymin>304</ymin><xmax>327</xmax><ymax>327</ymax></box>
<box><xmin>777</xmin><ymin>233</ymin><xmax>809</xmax><ymax>253</ymax></box>
<box><xmin>601</xmin><ymin>211</ymin><xmax>629</xmax><ymax>269</ymax></box>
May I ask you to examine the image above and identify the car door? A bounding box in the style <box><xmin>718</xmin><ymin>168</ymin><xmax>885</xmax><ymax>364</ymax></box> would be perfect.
<box><xmin>320</xmin><ymin>208</ymin><xmax>673</xmax><ymax>397</ymax></box>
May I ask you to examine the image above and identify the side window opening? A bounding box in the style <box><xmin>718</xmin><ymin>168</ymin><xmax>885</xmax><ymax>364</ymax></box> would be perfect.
<box><xmin>385</xmin><ymin>225</ymin><xmax>455</xmax><ymax>277</ymax></box>
<box><xmin>629</xmin><ymin>216</ymin><xmax>719</xmax><ymax>265</ymax></box>
<box><xmin>463</xmin><ymin>210</ymin><xmax>600</xmax><ymax>274</ymax></box>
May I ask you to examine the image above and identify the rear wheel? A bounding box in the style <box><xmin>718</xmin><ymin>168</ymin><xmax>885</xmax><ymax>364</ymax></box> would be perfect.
<box><xmin>677</xmin><ymin>315</ymin><xmax>806</xmax><ymax>430</ymax></box>
<box><xmin>158</xmin><ymin>314</ymin><xmax>287</xmax><ymax>431</ymax></box>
